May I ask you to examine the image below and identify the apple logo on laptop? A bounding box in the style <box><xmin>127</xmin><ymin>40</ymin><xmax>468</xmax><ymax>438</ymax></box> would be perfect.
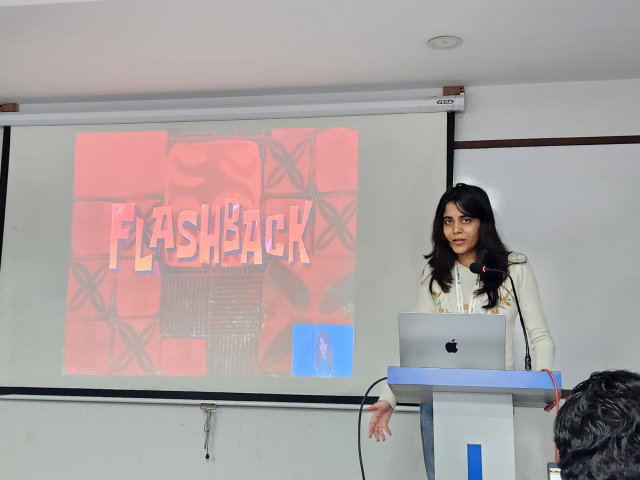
<box><xmin>445</xmin><ymin>339</ymin><xmax>458</xmax><ymax>353</ymax></box>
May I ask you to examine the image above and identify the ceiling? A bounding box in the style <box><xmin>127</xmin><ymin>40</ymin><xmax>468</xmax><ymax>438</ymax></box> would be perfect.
<box><xmin>1</xmin><ymin>0</ymin><xmax>640</xmax><ymax>103</ymax></box>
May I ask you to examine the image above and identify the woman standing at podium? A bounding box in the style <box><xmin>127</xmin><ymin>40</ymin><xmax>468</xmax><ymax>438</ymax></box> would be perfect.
<box><xmin>367</xmin><ymin>183</ymin><xmax>555</xmax><ymax>480</ymax></box>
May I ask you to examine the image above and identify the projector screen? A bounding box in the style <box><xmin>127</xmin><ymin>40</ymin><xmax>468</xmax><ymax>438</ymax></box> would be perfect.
<box><xmin>0</xmin><ymin>113</ymin><xmax>447</xmax><ymax>397</ymax></box>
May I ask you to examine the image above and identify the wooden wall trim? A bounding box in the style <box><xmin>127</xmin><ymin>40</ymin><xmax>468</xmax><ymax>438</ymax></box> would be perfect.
<box><xmin>455</xmin><ymin>135</ymin><xmax>640</xmax><ymax>150</ymax></box>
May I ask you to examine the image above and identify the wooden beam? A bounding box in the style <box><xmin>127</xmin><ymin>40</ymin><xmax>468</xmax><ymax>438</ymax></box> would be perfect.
<box><xmin>0</xmin><ymin>103</ymin><xmax>19</xmax><ymax>112</ymax></box>
<box><xmin>443</xmin><ymin>86</ymin><xmax>464</xmax><ymax>96</ymax></box>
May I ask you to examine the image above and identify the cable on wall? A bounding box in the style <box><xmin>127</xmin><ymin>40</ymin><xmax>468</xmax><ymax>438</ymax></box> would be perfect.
<box><xmin>200</xmin><ymin>403</ymin><xmax>217</xmax><ymax>460</ymax></box>
<box><xmin>357</xmin><ymin>376</ymin><xmax>388</xmax><ymax>480</ymax></box>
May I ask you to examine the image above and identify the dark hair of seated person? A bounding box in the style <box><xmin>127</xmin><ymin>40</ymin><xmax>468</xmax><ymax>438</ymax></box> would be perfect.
<box><xmin>554</xmin><ymin>370</ymin><xmax>640</xmax><ymax>480</ymax></box>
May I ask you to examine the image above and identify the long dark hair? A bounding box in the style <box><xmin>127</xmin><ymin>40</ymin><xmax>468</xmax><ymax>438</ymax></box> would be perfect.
<box><xmin>315</xmin><ymin>331</ymin><xmax>333</xmax><ymax>371</ymax></box>
<box><xmin>424</xmin><ymin>183</ymin><xmax>518</xmax><ymax>309</ymax></box>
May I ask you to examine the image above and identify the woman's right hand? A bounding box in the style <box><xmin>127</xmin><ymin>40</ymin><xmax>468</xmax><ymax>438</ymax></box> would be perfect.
<box><xmin>367</xmin><ymin>400</ymin><xmax>393</xmax><ymax>442</ymax></box>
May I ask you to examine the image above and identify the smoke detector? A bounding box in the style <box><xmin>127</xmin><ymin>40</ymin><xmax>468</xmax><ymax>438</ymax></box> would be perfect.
<box><xmin>427</xmin><ymin>36</ymin><xmax>463</xmax><ymax>50</ymax></box>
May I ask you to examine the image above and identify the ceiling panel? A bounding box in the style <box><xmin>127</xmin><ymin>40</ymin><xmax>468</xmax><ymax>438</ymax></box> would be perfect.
<box><xmin>1</xmin><ymin>0</ymin><xmax>639</xmax><ymax>101</ymax></box>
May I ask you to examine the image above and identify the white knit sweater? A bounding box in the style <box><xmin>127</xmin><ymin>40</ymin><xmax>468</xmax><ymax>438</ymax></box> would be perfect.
<box><xmin>378</xmin><ymin>253</ymin><xmax>555</xmax><ymax>409</ymax></box>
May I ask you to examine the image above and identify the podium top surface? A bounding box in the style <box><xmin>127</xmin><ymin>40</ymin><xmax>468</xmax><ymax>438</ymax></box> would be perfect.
<box><xmin>387</xmin><ymin>367</ymin><xmax>562</xmax><ymax>407</ymax></box>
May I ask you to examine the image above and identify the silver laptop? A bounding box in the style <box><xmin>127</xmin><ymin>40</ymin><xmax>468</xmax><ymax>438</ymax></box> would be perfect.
<box><xmin>398</xmin><ymin>312</ymin><xmax>506</xmax><ymax>370</ymax></box>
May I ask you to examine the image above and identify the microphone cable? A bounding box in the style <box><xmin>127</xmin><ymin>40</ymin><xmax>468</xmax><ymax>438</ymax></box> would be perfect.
<box><xmin>358</xmin><ymin>376</ymin><xmax>388</xmax><ymax>480</ymax></box>
<box><xmin>470</xmin><ymin>262</ymin><xmax>532</xmax><ymax>370</ymax></box>
<box><xmin>504</xmin><ymin>271</ymin><xmax>532</xmax><ymax>370</ymax></box>
<box><xmin>541</xmin><ymin>368</ymin><xmax>561</xmax><ymax>462</ymax></box>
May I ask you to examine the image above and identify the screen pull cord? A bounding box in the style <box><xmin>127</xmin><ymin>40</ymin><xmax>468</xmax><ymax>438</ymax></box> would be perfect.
<box><xmin>200</xmin><ymin>403</ymin><xmax>217</xmax><ymax>460</ymax></box>
<box><xmin>358</xmin><ymin>376</ymin><xmax>388</xmax><ymax>480</ymax></box>
<box><xmin>540</xmin><ymin>369</ymin><xmax>560</xmax><ymax>462</ymax></box>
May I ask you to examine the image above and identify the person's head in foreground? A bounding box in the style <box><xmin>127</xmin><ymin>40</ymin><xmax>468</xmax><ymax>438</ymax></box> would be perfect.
<box><xmin>554</xmin><ymin>370</ymin><xmax>640</xmax><ymax>480</ymax></box>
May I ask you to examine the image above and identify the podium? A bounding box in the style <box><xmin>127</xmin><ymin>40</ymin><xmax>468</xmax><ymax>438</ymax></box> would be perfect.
<box><xmin>388</xmin><ymin>367</ymin><xmax>562</xmax><ymax>480</ymax></box>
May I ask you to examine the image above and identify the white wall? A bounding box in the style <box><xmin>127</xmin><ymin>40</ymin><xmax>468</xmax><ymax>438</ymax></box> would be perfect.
<box><xmin>0</xmin><ymin>398</ymin><xmax>425</xmax><ymax>480</ymax></box>
<box><xmin>3</xmin><ymin>77</ymin><xmax>640</xmax><ymax>480</ymax></box>
<box><xmin>456</xmin><ymin>77</ymin><xmax>640</xmax><ymax>480</ymax></box>
<box><xmin>458</xmin><ymin>78</ymin><xmax>640</xmax><ymax>141</ymax></box>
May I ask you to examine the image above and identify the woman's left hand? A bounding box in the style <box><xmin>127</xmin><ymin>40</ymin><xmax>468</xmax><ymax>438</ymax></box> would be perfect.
<box><xmin>544</xmin><ymin>398</ymin><xmax>557</xmax><ymax>412</ymax></box>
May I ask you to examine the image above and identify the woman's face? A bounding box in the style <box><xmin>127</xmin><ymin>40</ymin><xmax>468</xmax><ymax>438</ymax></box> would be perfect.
<box><xmin>319</xmin><ymin>337</ymin><xmax>328</xmax><ymax>357</ymax></box>
<box><xmin>443</xmin><ymin>202</ymin><xmax>481</xmax><ymax>261</ymax></box>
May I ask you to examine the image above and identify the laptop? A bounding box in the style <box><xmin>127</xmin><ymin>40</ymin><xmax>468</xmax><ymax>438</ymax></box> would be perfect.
<box><xmin>398</xmin><ymin>312</ymin><xmax>506</xmax><ymax>369</ymax></box>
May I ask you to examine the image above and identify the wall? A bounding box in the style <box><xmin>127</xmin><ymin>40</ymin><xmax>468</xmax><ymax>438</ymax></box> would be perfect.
<box><xmin>3</xmin><ymin>77</ymin><xmax>640</xmax><ymax>480</ymax></box>
<box><xmin>456</xmin><ymin>77</ymin><xmax>640</xmax><ymax>480</ymax></box>
<box><xmin>0</xmin><ymin>398</ymin><xmax>423</xmax><ymax>480</ymax></box>
<box><xmin>458</xmin><ymin>78</ymin><xmax>640</xmax><ymax>141</ymax></box>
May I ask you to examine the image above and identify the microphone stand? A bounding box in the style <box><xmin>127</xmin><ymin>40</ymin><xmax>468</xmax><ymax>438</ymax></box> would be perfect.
<box><xmin>472</xmin><ymin>263</ymin><xmax>532</xmax><ymax>371</ymax></box>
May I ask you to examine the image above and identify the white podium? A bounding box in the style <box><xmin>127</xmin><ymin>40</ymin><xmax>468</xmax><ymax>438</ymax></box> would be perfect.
<box><xmin>388</xmin><ymin>367</ymin><xmax>561</xmax><ymax>480</ymax></box>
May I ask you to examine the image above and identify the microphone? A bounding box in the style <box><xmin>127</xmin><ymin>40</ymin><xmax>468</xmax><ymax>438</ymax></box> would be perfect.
<box><xmin>470</xmin><ymin>262</ymin><xmax>532</xmax><ymax>371</ymax></box>
<box><xmin>469</xmin><ymin>262</ymin><xmax>485</xmax><ymax>275</ymax></box>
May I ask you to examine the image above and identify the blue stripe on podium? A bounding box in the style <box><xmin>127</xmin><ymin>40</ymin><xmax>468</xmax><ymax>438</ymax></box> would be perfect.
<box><xmin>467</xmin><ymin>444</ymin><xmax>482</xmax><ymax>480</ymax></box>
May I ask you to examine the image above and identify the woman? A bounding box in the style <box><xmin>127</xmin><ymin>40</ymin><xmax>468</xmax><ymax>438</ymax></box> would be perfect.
<box><xmin>316</xmin><ymin>330</ymin><xmax>333</xmax><ymax>377</ymax></box>
<box><xmin>367</xmin><ymin>183</ymin><xmax>555</xmax><ymax>480</ymax></box>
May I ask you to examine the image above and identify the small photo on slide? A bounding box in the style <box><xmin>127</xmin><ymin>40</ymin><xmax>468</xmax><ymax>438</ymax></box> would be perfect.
<box><xmin>291</xmin><ymin>324</ymin><xmax>354</xmax><ymax>378</ymax></box>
